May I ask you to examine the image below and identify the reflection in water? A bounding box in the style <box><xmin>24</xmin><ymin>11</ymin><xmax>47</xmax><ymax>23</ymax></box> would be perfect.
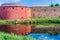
<box><xmin>0</xmin><ymin>24</ymin><xmax>31</xmax><ymax>35</ymax></box>
<box><xmin>0</xmin><ymin>24</ymin><xmax>60</xmax><ymax>40</ymax></box>
<box><xmin>0</xmin><ymin>24</ymin><xmax>47</xmax><ymax>35</ymax></box>
<box><xmin>0</xmin><ymin>24</ymin><xmax>60</xmax><ymax>35</ymax></box>
<box><xmin>31</xmin><ymin>24</ymin><xmax>60</xmax><ymax>34</ymax></box>
<box><xmin>31</xmin><ymin>26</ymin><xmax>60</xmax><ymax>33</ymax></box>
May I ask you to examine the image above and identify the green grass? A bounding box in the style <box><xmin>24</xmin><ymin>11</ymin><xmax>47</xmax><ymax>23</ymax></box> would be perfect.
<box><xmin>25</xmin><ymin>18</ymin><xmax>60</xmax><ymax>24</ymax></box>
<box><xmin>0</xmin><ymin>20</ymin><xmax>18</xmax><ymax>25</ymax></box>
<box><xmin>0</xmin><ymin>32</ymin><xmax>36</xmax><ymax>40</ymax></box>
<box><xmin>20</xmin><ymin>18</ymin><xmax>60</xmax><ymax>28</ymax></box>
<box><xmin>0</xmin><ymin>18</ymin><xmax>60</xmax><ymax>24</ymax></box>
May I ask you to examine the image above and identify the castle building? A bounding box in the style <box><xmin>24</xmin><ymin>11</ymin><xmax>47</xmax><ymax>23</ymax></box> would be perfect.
<box><xmin>0</xmin><ymin>3</ymin><xmax>31</xmax><ymax>20</ymax></box>
<box><xmin>0</xmin><ymin>3</ymin><xmax>32</xmax><ymax>35</ymax></box>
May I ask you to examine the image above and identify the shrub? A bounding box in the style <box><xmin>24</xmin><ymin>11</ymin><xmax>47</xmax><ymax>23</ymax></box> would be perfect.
<box><xmin>0</xmin><ymin>32</ymin><xmax>36</xmax><ymax>40</ymax></box>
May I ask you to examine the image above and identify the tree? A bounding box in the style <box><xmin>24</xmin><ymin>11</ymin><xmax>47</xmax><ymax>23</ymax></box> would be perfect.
<box><xmin>55</xmin><ymin>4</ymin><xmax>59</xmax><ymax>7</ymax></box>
<box><xmin>50</xmin><ymin>4</ymin><xmax>54</xmax><ymax>7</ymax></box>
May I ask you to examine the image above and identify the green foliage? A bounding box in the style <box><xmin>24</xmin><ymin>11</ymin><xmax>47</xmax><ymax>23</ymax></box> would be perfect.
<box><xmin>50</xmin><ymin>3</ymin><xmax>60</xmax><ymax>7</ymax></box>
<box><xmin>29</xmin><ymin>18</ymin><xmax>60</xmax><ymax>24</ymax></box>
<box><xmin>55</xmin><ymin>4</ymin><xmax>59</xmax><ymax>7</ymax></box>
<box><xmin>0</xmin><ymin>20</ymin><xmax>18</xmax><ymax>24</ymax></box>
<box><xmin>0</xmin><ymin>18</ymin><xmax>60</xmax><ymax>24</ymax></box>
<box><xmin>50</xmin><ymin>4</ymin><xmax>54</xmax><ymax>7</ymax></box>
<box><xmin>11</xmin><ymin>20</ymin><xmax>17</xmax><ymax>24</ymax></box>
<box><xmin>0</xmin><ymin>32</ymin><xmax>36</xmax><ymax>40</ymax></box>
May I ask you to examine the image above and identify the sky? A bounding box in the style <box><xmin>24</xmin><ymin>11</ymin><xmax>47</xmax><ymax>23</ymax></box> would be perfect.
<box><xmin>0</xmin><ymin>0</ymin><xmax>60</xmax><ymax>7</ymax></box>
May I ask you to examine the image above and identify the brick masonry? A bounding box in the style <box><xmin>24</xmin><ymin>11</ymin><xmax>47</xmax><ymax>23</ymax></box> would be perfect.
<box><xmin>0</xmin><ymin>6</ymin><xmax>31</xmax><ymax>20</ymax></box>
<box><xmin>32</xmin><ymin>7</ymin><xmax>60</xmax><ymax>18</ymax></box>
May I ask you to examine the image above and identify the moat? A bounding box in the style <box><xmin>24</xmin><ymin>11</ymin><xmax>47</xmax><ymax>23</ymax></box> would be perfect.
<box><xmin>0</xmin><ymin>24</ymin><xmax>60</xmax><ymax>40</ymax></box>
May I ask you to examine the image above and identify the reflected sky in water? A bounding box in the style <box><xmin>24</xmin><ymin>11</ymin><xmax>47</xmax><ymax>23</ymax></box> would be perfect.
<box><xmin>27</xmin><ymin>33</ymin><xmax>60</xmax><ymax>40</ymax></box>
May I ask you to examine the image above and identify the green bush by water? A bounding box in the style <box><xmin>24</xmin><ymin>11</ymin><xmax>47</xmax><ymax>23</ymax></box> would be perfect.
<box><xmin>28</xmin><ymin>18</ymin><xmax>60</xmax><ymax>24</ymax></box>
<box><xmin>0</xmin><ymin>18</ymin><xmax>60</xmax><ymax>24</ymax></box>
<box><xmin>0</xmin><ymin>32</ymin><xmax>36</xmax><ymax>40</ymax></box>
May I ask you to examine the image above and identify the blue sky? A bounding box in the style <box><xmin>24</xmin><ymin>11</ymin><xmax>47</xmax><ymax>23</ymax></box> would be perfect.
<box><xmin>0</xmin><ymin>0</ymin><xmax>60</xmax><ymax>7</ymax></box>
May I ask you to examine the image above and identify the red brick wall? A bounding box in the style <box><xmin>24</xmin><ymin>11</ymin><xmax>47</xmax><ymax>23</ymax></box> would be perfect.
<box><xmin>32</xmin><ymin>7</ymin><xmax>60</xmax><ymax>18</ymax></box>
<box><xmin>0</xmin><ymin>6</ymin><xmax>31</xmax><ymax>20</ymax></box>
<box><xmin>25</xmin><ymin>8</ymin><xmax>31</xmax><ymax>19</ymax></box>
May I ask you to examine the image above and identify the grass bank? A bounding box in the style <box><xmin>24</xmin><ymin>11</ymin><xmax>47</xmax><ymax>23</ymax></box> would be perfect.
<box><xmin>0</xmin><ymin>18</ymin><xmax>60</xmax><ymax>24</ymax></box>
<box><xmin>20</xmin><ymin>18</ymin><xmax>60</xmax><ymax>24</ymax></box>
<box><xmin>0</xmin><ymin>32</ymin><xmax>36</xmax><ymax>40</ymax></box>
<box><xmin>0</xmin><ymin>20</ymin><xmax>18</xmax><ymax>25</ymax></box>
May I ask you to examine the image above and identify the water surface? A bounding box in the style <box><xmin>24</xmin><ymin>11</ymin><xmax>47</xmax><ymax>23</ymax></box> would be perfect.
<box><xmin>0</xmin><ymin>24</ymin><xmax>60</xmax><ymax>40</ymax></box>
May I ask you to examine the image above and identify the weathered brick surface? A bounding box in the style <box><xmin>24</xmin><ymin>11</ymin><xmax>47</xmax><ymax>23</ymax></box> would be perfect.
<box><xmin>32</xmin><ymin>7</ymin><xmax>60</xmax><ymax>18</ymax></box>
<box><xmin>0</xmin><ymin>6</ymin><xmax>31</xmax><ymax>20</ymax></box>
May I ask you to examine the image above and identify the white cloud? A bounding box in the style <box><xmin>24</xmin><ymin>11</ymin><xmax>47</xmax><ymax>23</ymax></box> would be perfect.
<box><xmin>12</xmin><ymin>0</ymin><xmax>21</xmax><ymax>2</ymax></box>
<box><xmin>0</xmin><ymin>0</ymin><xmax>21</xmax><ymax>5</ymax></box>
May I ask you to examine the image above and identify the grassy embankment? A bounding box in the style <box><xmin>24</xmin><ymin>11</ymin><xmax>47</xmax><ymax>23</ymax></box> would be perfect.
<box><xmin>0</xmin><ymin>20</ymin><xmax>17</xmax><ymax>25</ymax></box>
<box><xmin>25</xmin><ymin>18</ymin><xmax>60</xmax><ymax>24</ymax></box>
<box><xmin>19</xmin><ymin>18</ymin><xmax>60</xmax><ymax>27</ymax></box>
<box><xmin>0</xmin><ymin>32</ymin><xmax>36</xmax><ymax>40</ymax></box>
<box><xmin>0</xmin><ymin>18</ymin><xmax>60</xmax><ymax>25</ymax></box>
